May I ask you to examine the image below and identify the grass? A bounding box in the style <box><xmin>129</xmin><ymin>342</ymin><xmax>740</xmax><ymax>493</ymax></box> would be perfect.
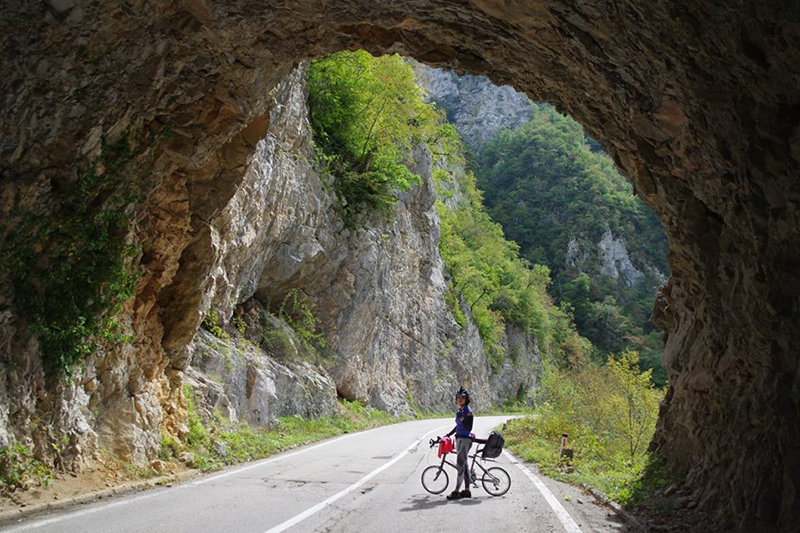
<box><xmin>483</xmin><ymin>400</ymin><xmax>536</xmax><ymax>416</ymax></box>
<box><xmin>500</xmin><ymin>415</ymin><xmax>663</xmax><ymax>504</ymax></box>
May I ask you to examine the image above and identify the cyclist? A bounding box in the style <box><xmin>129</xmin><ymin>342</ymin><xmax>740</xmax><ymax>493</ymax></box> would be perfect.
<box><xmin>444</xmin><ymin>387</ymin><xmax>474</xmax><ymax>500</ymax></box>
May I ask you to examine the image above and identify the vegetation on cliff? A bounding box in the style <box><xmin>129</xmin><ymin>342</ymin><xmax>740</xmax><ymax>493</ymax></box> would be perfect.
<box><xmin>307</xmin><ymin>50</ymin><xmax>586</xmax><ymax>370</ymax></box>
<box><xmin>307</xmin><ymin>50</ymin><xmax>457</xmax><ymax>225</ymax></box>
<box><xmin>0</xmin><ymin>134</ymin><xmax>145</xmax><ymax>377</ymax></box>
<box><xmin>434</xmin><ymin>166</ymin><xmax>586</xmax><ymax>368</ymax></box>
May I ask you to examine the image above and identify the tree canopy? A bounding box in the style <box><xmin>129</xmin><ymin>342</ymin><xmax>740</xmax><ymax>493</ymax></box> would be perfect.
<box><xmin>307</xmin><ymin>51</ymin><xmax>455</xmax><ymax>224</ymax></box>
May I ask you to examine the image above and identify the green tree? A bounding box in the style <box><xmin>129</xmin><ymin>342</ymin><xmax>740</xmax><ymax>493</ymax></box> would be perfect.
<box><xmin>307</xmin><ymin>51</ymin><xmax>452</xmax><ymax>224</ymax></box>
<box><xmin>606</xmin><ymin>350</ymin><xmax>661</xmax><ymax>458</ymax></box>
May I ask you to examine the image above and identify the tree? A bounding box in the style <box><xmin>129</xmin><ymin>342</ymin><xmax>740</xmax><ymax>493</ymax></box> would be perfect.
<box><xmin>307</xmin><ymin>51</ymin><xmax>451</xmax><ymax>224</ymax></box>
<box><xmin>606</xmin><ymin>350</ymin><xmax>661</xmax><ymax>458</ymax></box>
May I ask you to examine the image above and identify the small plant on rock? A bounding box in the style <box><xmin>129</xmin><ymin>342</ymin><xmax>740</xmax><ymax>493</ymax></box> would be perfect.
<box><xmin>277</xmin><ymin>289</ymin><xmax>327</xmax><ymax>350</ymax></box>
<box><xmin>0</xmin><ymin>443</ymin><xmax>54</xmax><ymax>494</ymax></box>
<box><xmin>201</xmin><ymin>310</ymin><xmax>227</xmax><ymax>339</ymax></box>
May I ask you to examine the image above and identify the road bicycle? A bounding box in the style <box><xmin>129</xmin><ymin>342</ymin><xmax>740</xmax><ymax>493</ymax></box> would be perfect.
<box><xmin>421</xmin><ymin>436</ymin><xmax>511</xmax><ymax>496</ymax></box>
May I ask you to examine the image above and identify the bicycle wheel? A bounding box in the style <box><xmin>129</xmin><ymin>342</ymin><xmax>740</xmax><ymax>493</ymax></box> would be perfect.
<box><xmin>421</xmin><ymin>465</ymin><xmax>450</xmax><ymax>494</ymax></box>
<box><xmin>481</xmin><ymin>466</ymin><xmax>511</xmax><ymax>496</ymax></box>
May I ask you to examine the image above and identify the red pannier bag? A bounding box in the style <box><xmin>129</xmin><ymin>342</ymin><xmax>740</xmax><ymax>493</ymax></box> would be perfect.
<box><xmin>438</xmin><ymin>436</ymin><xmax>454</xmax><ymax>458</ymax></box>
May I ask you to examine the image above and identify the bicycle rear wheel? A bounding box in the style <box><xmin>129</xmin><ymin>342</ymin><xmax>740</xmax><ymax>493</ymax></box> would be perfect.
<box><xmin>482</xmin><ymin>466</ymin><xmax>511</xmax><ymax>496</ymax></box>
<box><xmin>421</xmin><ymin>465</ymin><xmax>449</xmax><ymax>494</ymax></box>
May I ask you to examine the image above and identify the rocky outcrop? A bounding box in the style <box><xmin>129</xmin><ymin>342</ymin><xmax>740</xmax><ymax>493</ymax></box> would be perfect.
<box><xmin>566</xmin><ymin>230</ymin><xmax>667</xmax><ymax>288</ymax></box>
<box><xmin>413</xmin><ymin>63</ymin><xmax>533</xmax><ymax>150</ymax></box>
<box><xmin>2</xmin><ymin>1</ymin><xmax>799</xmax><ymax>529</ymax></box>
<box><xmin>186</xmin><ymin>328</ymin><xmax>337</xmax><ymax>426</ymax></box>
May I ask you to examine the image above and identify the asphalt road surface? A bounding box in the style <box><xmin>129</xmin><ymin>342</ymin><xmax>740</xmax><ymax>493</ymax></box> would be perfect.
<box><xmin>2</xmin><ymin>416</ymin><xmax>628</xmax><ymax>532</ymax></box>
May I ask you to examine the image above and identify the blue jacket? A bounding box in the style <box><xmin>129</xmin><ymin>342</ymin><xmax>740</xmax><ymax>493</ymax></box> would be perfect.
<box><xmin>454</xmin><ymin>406</ymin><xmax>474</xmax><ymax>438</ymax></box>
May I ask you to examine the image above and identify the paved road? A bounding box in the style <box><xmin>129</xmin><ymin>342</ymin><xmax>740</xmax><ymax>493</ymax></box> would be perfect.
<box><xmin>2</xmin><ymin>417</ymin><xmax>627</xmax><ymax>532</ymax></box>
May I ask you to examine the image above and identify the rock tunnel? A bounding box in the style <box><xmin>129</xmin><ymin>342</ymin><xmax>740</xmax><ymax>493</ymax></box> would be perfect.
<box><xmin>2</xmin><ymin>0</ymin><xmax>799</xmax><ymax>530</ymax></box>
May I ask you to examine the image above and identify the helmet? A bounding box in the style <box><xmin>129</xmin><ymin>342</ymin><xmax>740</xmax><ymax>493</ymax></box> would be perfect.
<box><xmin>456</xmin><ymin>387</ymin><xmax>470</xmax><ymax>404</ymax></box>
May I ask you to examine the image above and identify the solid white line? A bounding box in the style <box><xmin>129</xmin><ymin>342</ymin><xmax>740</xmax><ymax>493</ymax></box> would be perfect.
<box><xmin>263</xmin><ymin>424</ymin><xmax>450</xmax><ymax>533</ymax></box>
<box><xmin>3</xmin><ymin>431</ymin><xmax>362</xmax><ymax>532</ymax></box>
<box><xmin>503</xmin><ymin>450</ymin><xmax>582</xmax><ymax>533</ymax></box>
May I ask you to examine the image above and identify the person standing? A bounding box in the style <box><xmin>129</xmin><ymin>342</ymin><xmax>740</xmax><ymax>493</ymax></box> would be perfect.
<box><xmin>445</xmin><ymin>387</ymin><xmax>474</xmax><ymax>500</ymax></box>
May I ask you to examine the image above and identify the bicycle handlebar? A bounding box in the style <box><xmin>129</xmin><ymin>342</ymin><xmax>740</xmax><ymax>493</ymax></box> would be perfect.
<box><xmin>429</xmin><ymin>436</ymin><xmax>488</xmax><ymax>448</ymax></box>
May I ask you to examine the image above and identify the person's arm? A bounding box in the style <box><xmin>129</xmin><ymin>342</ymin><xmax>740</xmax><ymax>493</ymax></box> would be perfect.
<box><xmin>444</xmin><ymin>425</ymin><xmax>456</xmax><ymax>437</ymax></box>
<box><xmin>463</xmin><ymin>411</ymin><xmax>474</xmax><ymax>434</ymax></box>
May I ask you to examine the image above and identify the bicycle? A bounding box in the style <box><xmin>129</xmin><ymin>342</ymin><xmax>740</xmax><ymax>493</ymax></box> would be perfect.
<box><xmin>421</xmin><ymin>436</ymin><xmax>511</xmax><ymax>496</ymax></box>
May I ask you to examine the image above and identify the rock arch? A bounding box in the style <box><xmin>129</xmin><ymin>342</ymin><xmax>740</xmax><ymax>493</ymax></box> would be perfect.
<box><xmin>2</xmin><ymin>1</ymin><xmax>798</xmax><ymax>530</ymax></box>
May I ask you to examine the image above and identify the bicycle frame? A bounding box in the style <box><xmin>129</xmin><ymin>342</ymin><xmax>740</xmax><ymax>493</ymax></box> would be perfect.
<box><xmin>432</xmin><ymin>445</ymin><xmax>497</xmax><ymax>482</ymax></box>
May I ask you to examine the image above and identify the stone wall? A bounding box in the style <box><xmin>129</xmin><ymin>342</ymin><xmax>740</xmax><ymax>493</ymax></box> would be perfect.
<box><xmin>2</xmin><ymin>1</ymin><xmax>799</xmax><ymax>529</ymax></box>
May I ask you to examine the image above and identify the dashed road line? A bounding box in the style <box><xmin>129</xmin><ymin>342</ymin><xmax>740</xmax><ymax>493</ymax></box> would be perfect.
<box><xmin>263</xmin><ymin>424</ymin><xmax>450</xmax><ymax>533</ymax></box>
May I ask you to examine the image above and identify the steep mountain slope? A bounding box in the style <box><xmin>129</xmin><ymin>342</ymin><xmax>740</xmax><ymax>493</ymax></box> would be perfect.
<box><xmin>415</xmin><ymin>66</ymin><xmax>669</xmax><ymax>382</ymax></box>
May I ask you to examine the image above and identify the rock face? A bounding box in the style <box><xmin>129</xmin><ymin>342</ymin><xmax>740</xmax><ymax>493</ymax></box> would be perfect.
<box><xmin>413</xmin><ymin>63</ymin><xmax>533</xmax><ymax>150</ymax></box>
<box><xmin>596</xmin><ymin>229</ymin><xmax>645</xmax><ymax>287</ymax></box>
<box><xmin>566</xmin><ymin>230</ymin><xmax>667</xmax><ymax>288</ymax></box>
<box><xmin>186</xmin><ymin>328</ymin><xmax>338</xmax><ymax>426</ymax></box>
<box><xmin>2</xmin><ymin>1</ymin><xmax>799</xmax><ymax>530</ymax></box>
<box><xmin>185</xmin><ymin>64</ymin><xmax>540</xmax><ymax>416</ymax></box>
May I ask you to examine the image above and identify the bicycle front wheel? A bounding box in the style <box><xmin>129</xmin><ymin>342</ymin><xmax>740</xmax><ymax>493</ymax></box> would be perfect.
<box><xmin>482</xmin><ymin>466</ymin><xmax>511</xmax><ymax>496</ymax></box>
<box><xmin>421</xmin><ymin>465</ymin><xmax>449</xmax><ymax>494</ymax></box>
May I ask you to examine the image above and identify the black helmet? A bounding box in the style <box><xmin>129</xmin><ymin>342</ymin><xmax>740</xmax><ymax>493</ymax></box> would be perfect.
<box><xmin>456</xmin><ymin>387</ymin><xmax>470</xmax><ymax>404</ymax></box>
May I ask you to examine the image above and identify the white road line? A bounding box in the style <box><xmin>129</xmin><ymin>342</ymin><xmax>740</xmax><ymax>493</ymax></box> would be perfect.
<box><xmin>3</xmin><ymin>431</ymin><xmax>362</xmax><ymax>532</ymax></box>
<box><xmin>264</xmin><ymin>424</ymin><xmax>450</xmax><ymax>533</ymax></box>
<box><xmin>503</xmin><ymin>450</ymin><xmax>582</xmax><ymax>533</ymax></box>
<box><xmin>190</xmin><ymin>432</ymin><xmax>361</xmax><ymax>486</ymax></box>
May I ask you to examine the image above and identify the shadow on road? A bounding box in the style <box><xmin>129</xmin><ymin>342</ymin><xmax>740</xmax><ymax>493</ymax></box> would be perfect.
<box><xmin>400</xmin><ymin>495</ymin><xmax>483</xmax><ymax>512</ymax></box>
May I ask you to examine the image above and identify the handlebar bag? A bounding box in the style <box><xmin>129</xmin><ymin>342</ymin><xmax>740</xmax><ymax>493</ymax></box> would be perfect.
<box><xmin>438</xmin><ymin>436</ymin><xmax>454</xmax><ymax>458</ymax></box>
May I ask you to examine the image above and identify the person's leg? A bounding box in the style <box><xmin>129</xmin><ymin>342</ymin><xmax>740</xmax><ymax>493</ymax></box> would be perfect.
<box><xmin>459</xmin><ymin>438</ymin><xmax>473</xmax><ymax>496</ymax></box>
<box><xmin>455</xmin><ymin>437</ymin><xmax>470</xmax><ymax>490</ymax></box>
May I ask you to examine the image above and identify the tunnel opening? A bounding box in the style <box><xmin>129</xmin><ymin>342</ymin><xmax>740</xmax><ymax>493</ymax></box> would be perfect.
<box><xmin>1</xmin><ymin>2</ymin><xmax>799</xmax><ymax>531</ymax></box>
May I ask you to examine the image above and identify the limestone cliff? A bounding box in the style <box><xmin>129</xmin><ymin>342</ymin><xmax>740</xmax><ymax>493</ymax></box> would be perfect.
<box><xmin>413</xmin><ymin>63</ymin><xmax>533</xmax><ymax>151</ymax></box>
<box><xmin>186</xmin><ymin>64</ymin><xmax>541</xmax><ymax>420</ymax></box>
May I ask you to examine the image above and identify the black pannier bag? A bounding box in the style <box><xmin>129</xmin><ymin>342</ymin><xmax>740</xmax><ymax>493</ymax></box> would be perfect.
<box><xmin>482</xmin><ymin>431</ymin><xmax>505</xmax><ymax>459</ymax></box>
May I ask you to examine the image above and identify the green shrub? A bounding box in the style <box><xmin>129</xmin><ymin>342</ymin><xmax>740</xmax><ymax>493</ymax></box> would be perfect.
<box><xmin>503</xmin><ymin>350</ymin><xmax>664</xmax><ymax>502</ymax></box>
<box><xmin>277</xmin><ymin>289</ymin><xmax>327</xmax><ymax>350</ymax></box>
<box><xmin>0</xmin><ymin>443</ymin><xmax>53</xmax><ymax>493</ymax></box>
<box><xmin>201</xmin><ymin>310</ymin><xmax>226</xmax><ymax>339</ymax></box>
<box><xmin>232</xmin><ymin>317</ymin><xmax>247</xmax><ymax>335</ymax></box>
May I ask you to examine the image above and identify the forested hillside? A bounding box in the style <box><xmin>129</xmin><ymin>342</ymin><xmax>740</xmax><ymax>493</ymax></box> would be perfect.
<box><xmin>474</xmin><ymin>104</ymin><xmax>668</xmax><ymax>384</ymax></box>
<box><xmin>413</xmin><ymin>66</ymin><xmax>669</xmax><ymax>385</ymax></box>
